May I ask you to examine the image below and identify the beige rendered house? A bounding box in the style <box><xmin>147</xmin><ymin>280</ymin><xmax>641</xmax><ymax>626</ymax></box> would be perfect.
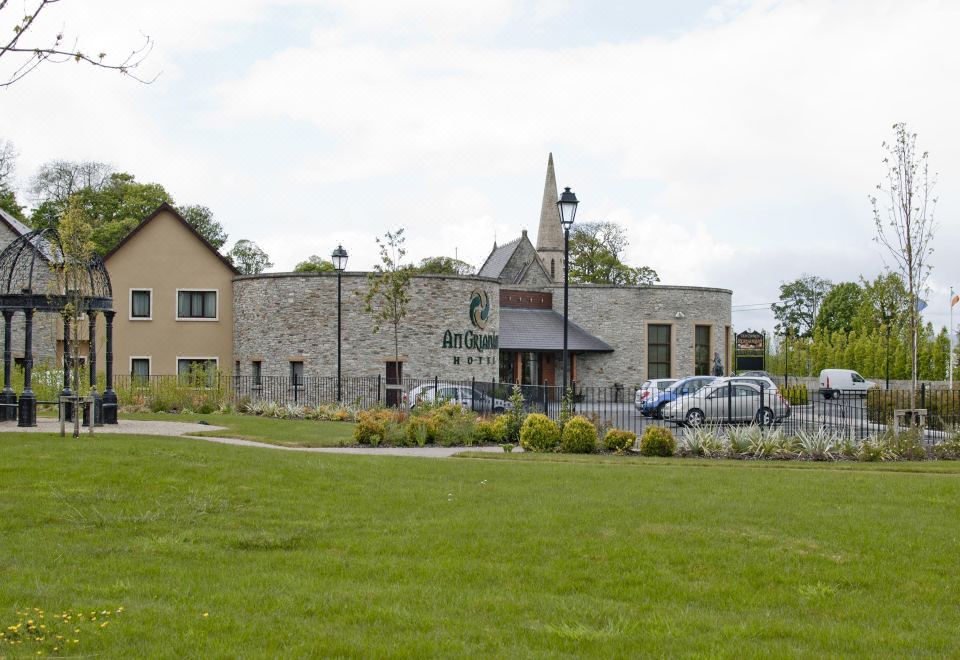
<box><xmin>101</xmin><ymin>203</ymin><xmax>238</xmax><ymax>378</ymax></box>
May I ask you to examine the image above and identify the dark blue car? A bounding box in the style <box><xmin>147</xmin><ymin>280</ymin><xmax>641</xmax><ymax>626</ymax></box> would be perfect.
<box><xmin>641</xmin><ymin>376</ymin><xmax>717</xmax><ymax>418</ymax></box>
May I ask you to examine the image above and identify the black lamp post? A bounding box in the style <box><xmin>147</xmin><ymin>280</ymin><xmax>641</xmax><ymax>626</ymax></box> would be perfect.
<box><xmin>332</xmin><ymin>244</ymin><xmax>348</xmax><ymax>402</ymax></box>
<box><xmin>557</xmin><ymin>187</ymin><xmax>578</xmax><ymax>394</ymax></box>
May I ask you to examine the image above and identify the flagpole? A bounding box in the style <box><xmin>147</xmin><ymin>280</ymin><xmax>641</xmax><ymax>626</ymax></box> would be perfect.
<box><xmin>951</xmin><ymin>288</ymin><xmax>955</xmax><ymax>390</ymax></box>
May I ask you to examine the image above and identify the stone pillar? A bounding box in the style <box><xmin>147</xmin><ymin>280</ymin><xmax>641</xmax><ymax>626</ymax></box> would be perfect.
<box><xmin>61</xmin><ymin>314</ymin><xmax>74</xmax><ymax>422</ymax></box>
<box><xmin>1</xmin><ymin>310</ymin><xmax>15</xmax><ymax>422</ymax></box>
<box><xmin>17</xmin><ymin>307</ymin><xmax>36</xmax><ymax>427</ymax></box>
<box><xmin>83</xmin><ymin>311</ymin><xmax>102</xmax><ymax>426</ymax></box>
<box><xmin>102</xmin><ymin>310</ymin><xmax>117</xmax><ymax>424</ymax></box>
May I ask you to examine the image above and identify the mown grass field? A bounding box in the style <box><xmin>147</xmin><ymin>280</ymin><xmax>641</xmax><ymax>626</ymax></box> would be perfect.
<box><xmin>2</xmin><ymin>432</ymin><xmax>960</xmax><ymax>657</ymax></box>
<box><xmin>121</xmin><ymin>411</ymin><xmax>356</xmax><ymax>447</ymax></box>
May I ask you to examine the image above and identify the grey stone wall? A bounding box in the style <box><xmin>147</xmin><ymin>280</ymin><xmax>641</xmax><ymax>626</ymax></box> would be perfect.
<box><xmin>543</xmin><ymin>284</ymin><xmax>732</xmax><ymax>387</ymax></box>
<box><xmin>233</xmin><ymin>272</ymin><xmax>501</xmax><ymax>381</ymax></box>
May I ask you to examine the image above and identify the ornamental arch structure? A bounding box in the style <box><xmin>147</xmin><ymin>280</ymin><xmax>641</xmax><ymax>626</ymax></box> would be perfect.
<box><xmin>0</xmin><ymin>228</ymin><xmax>117</xmax><ymax>427</ymax></box>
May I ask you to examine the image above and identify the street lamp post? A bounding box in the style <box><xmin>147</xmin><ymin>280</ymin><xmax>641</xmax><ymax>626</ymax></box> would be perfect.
<box><xmin>556</xmin><ymin>187</ymin><xmax>579</xmax><ymax>395</ymax></box>
<box><xmin>332</xmin><ymin>245</ymin><xmax>349</xmax><ymax>402</ymax></box>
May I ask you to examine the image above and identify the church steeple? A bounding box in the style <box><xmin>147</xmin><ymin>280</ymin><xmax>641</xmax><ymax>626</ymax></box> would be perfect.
<box><xmin>535</xmin><ymin>153</ymin><xmax>565</xmax><ymax>282</ymax></box>
<box><xmin>536</xmin><ymin>153</ymin><xmax>563</xmax><ymax>252</ymax></box>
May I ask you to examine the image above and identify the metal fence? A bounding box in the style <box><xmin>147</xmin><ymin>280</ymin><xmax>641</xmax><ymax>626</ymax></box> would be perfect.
<box><xmin>111</xmin><ymin>374</ymin><xmax>960</xmax><ymax>441</ymax></box>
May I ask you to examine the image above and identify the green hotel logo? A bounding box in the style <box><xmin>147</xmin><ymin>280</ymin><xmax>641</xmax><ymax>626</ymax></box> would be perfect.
<box><xmin>469</xmin><ymin>289</ymin><xmax>490</xmax><ymax>330</ymax></box>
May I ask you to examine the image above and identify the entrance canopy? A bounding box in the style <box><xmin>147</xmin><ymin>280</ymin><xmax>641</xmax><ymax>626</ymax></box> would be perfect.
<box><xmin>499</xmin><ymin>308</ymin><xmax>613</xmax><ymax>352</ymax></box>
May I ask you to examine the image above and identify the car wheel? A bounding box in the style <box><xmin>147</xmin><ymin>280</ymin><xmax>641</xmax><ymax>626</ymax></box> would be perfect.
<box><xmin>685</xmin><ymin>409</ymin><xmax>704</xmax><ymax>427</ymax></box>
<box><xmin>493</xmin><ymin>406</ymin><xmax>505</xmax><ymax>414</ymax></box>
<box><xmin>654</xmin><ymin>402</ymin><xmax>666</xmax><ymax>419</ymax></box>
<box><xmin>822</xmin><ymin>390</ymin><xmax>833</xmax><ymax>400</ymax></box>
<box><xmin>755</xmin><ymin>407</ymin><xmax>774</xmax><ymax>426</ymax></box>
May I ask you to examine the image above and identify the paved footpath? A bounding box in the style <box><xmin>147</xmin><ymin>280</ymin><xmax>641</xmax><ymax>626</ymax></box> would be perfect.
<box><xmin>0</xmin><ymin>418</ymin><xmax>511</xmax><ymax>458</ymax></box>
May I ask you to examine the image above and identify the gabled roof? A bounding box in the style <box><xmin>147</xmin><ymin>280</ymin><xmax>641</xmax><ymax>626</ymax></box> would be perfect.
<box><xmin>477</xmin><ymin>235</ymin><xmax>522</xmax><ymax>278</ymax></box>
<box><xmin>0</xmin><ymin>207</ymin><xmax>32</xmax><ymax>238</ymax></box>
<box><xmin>103</xmin><ymin>202</ymin><xmax>239</xmax><ymax>274</ymax></box>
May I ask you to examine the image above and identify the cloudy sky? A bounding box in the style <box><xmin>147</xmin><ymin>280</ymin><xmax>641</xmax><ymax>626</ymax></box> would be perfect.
<box><xmin>1</xmin><ymin>0</ymin><xmax>958</xmax><ymax>334</ymax></box>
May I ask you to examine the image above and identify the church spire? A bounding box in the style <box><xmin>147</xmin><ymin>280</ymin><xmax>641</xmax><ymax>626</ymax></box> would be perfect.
<box><xmin>535</xmin><ymin>152</ymin><xmax>563</xmax><ymax>252</ymax></box>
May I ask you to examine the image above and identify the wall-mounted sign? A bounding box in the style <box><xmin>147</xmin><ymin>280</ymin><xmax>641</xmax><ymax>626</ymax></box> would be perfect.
<box><xmin>470</xmin><ymin>289</ymin><xmax>490</xmax><ymax>330</ymax></box>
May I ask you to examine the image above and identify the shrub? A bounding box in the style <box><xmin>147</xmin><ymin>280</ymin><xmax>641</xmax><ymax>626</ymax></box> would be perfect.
<box><xmin>795</xmin><ymin>427</ymin><xmax>839</xmax><ymax>461</ymax></box>
<box><xmin>933</xmin><ymin>432</ymin><xmax>960</xmax><ymax>460</ymax></box>
<box><xmin>639</xmin><ymin>426</ymin><xmax>676</xmax><ymax>457</ymax></box>
<box><xmin>520</xmin><ymin>413</ymin><xmax>561</xmax><ymax>452</ymax></box>
<box><xmin>428</xmin><ymin>403</ymin><xmax>478</xmax><ymax>447</ymax></box>
<box><xmin>604</xmin><ymin>428</ymin><xmax>637</xmax><ymax>454</ymax></box>
<box><xmin>503</xmin><ymin>443</ymin><xmax>515</xmax><ymax>453</ymax></box>
<box><xmin>781</xmin><ymin>385</ymin><xmax>809</xmax><ymax>406</ymax></box>
<box><xmin>858</xmin><ymin>435</ymin><xmax>895</xmax><ymax>462</ymax></box>
<box><xmin>477</xmin><ymin>415</ymin><xmax>507</xmax><ymax>444</ymax></box>
<box><xmin>385</xmin><ymin>421</ymin><xmax>408</xmax><ymax>447</ymax></box>
<box><xmin>502</xmin><ymin>385</ymin><xmax>527</xmax><ymax>442</ymax></box>
<box><xmin>560</xmin><ymin>415</ymin><xmax>597</xmax><ymax>453</ymax></box>
<box><xmin>405</xmin><ymin>416</ymin><xmax>433</xmax><ymax>447</ymax></box>
<box><xmin>354</xmin><ymin>409</ymin><xmax>398</xmax><ymax>445</ymax></box>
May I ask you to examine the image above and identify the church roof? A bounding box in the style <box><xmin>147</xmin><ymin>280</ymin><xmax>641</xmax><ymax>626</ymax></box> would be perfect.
<box><xmin>477</xmin><ymin>235</ymin><xmax>522</xmax><ymax>278</ymax></box>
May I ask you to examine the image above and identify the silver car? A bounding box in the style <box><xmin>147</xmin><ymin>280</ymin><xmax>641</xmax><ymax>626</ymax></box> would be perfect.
<box><xmin>661</xmin><ymin>382</ymin><xmax>791</xmax><ymax>426</ymax></box>
<box><xmin>406</xmin><ymin>383</ymin><xmax>510</xmax><ymax>414</ymax></box>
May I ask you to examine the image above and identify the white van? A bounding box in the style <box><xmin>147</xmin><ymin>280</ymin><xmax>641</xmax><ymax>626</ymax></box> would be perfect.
<box><xmin>819</xmin><ymin>369</ymin><xmax>876</xmax><ymax>399</ymax></box>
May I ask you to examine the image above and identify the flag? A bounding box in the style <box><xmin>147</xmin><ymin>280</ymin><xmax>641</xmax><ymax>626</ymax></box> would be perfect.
<box><xmin>916</xmin><ymin>299</ymin><xmax>928</xmax><ymax>313</ymax></box>
<box><xmin>951</xmin><ymin>287</ymin><xmax>959</xmax><ymax>308</ymax></box>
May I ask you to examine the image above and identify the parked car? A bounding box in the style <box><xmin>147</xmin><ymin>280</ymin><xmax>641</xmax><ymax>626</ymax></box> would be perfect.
<box><xmin>737</xmin><ymin>370</ymin><xmax>774</xmax><ymax>379</ymax></box>
<box><xmin>818</xmin><ymin>369</ymin><xmax>876</xmax><ymax>399</ymax></box>
<box><xmin>405</xmin><ymin>383</ymin><xmax>511</xmax><ymax>413</ymax></box>
<box><xmin>640</xmin><ymin>376</ymin><xmax>717</xmax><ymax>418</ymax></box>
<box><xmin>634</xmin><ymin>379</ymin><xmax>678</xmax><ymax>412</ymax></box>
<box><xmin>715</xmin><ymin>375</ymin><xmax>781</xmax><ymax>393</ymax></box>
<box><xmin>661</xmin><ymin>381</ymin><xmax>791</xmax><ymax>426</ymax></box>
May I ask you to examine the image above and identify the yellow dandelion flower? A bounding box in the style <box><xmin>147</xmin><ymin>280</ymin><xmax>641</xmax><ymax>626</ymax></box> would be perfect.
<box><xmin>100</xmin><ymin>622</ymin><xmax>108</xmax><ymax>628</ymax></box>
<box><xmin>74</xmin><ymin>628</ymin><xmax>80</xmax><ymax>634</ymax></box>
<box><xmin>202</xmin><ymin>613</ymin><xmax>209</xmax><ymax>618</ymax></box>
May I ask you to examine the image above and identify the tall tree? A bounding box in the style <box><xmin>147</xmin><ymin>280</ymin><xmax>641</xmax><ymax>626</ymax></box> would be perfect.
<box><xmin>364</xmin><ymin>229</ymin><xmax>413</xmax><ymax>379</ymax></box>
<box><xmin>568</xmin><ymin>221</ymin><xmax>658</xmax><ymax>286</ymax></box>
<box><xmin>416</xmin><ymin>256</ymin><xmax>474</xmax><ymax>276</ymax></box>
<box><xmin>294</xmin><ymin>255</ymin><xmax>335</xmax><ymax>273</ymax></box>
<box><xmin>0</xmin><ymin>139</ymin><xmax>26</xmax><ymax>221</ymax></box>
<box><xmin>815</xmin><ymin>282</ymin><xmax>864</xmax><ymax>335</ymax></box>
<box><xmin>771</xmin><ymin>274</ymin><xmax>833</xmax><ymax>337</ymax></box>
<box><xmin>0</xmin><ymin>1</ymin><xmax>154</xmax><ymax>87</ymax></box>
<box><xmin>871</xmin><ymin>122</ymin><xmax>937</xmax><ymax>406</ymax></box>
<box><xmin>30</xmin><ymin>160</ymin><xmax>114</xmax><ymax>206</ymax></box>
<box><xmin>228</xmin><ymin>240</ymin><xmax>272</xmax><ymax>275</ymax></box>
<box><xmin>179</xmin><ymin>204</ymin><xmax>228</xmax><ymax>250</ymax></box>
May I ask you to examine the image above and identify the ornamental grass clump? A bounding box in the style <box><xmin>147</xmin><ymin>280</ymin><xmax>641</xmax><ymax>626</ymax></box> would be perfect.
<box><xmin>795</xmin><ymin>427</ymin><xmax>839</xmax><ymax>461</ymax></box>
<box><xmin>639</xmin><ymin>426</ymin><xmax>676</xmax><ymax>457</ymax></box>
<box><xmin>603</xmin><ymin>428</ymin><xmax>637</xmax><ymax>454</ymax></box>
<box><xmin>519</xmin><ymin>413</ymin><xmax>560</xmax><ymax>452</ymax></box>
<box><xmin>560</xmin><ymin>415</ymin><xmax>597</xmax><ymax>453</ymax></box>
<box><xmin>354</xmin><ymin>409</ymin><xmax>401</xmax><ymax>445</ymax></box>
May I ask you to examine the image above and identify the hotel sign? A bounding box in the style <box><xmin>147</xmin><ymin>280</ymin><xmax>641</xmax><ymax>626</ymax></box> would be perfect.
<box><xmin>441</xmin><ymin>289</ymin><xmax>498</xmax><ymax>366</ymax></box>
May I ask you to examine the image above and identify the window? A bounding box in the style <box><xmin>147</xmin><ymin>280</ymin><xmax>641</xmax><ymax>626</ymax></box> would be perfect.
<box><xmin>177</xmin><ymin>358</ymin><xmax>218</xmax><ymax>387</ymax></box>
<box><xmin>130</xmin><ymin>289</ymin><xmax>152</xmax><ymax>319</ymax></box>
<box><xmin>695</xmin><ymin>325</ymin><xmax>711</xmax><ymax>375</ymax></box>
<box><xmin>252</xmin><ymin>361</ymin><xmax>262</xmax><ymax>387</ymax></box>
<box><xmin>647</xmin><ymin>324</ymin><xmax>672</xmax><ymax>379</ymax></box>
<box><xmin>177</xmin><ymin>290</ymin><xmax>217</xmax><ymax>319</ymax></box>
<box><xmin>131</xmin><ymin>358</ymin><xmax>150</xmax><ymax>384</ymax></box>
<box><xmin>290</xmin><ymin>361</ymin><xmax>304</xmax><ymax>386</ymax></box>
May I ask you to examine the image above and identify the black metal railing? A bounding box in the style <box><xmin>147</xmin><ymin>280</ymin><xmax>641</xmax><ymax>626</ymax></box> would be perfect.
<box><xmin>107</xmin><ymin>373</ymin><xmax>960</xmax><ymax>442</ymax></box>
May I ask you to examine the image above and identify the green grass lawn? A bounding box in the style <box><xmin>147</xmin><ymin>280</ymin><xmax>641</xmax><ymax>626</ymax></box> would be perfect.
<box><xmin>120</xmin><ymin>411</ymin><xmax>356</xmax><ymax>447</ymax></box>
<box><xmin>2</xmin><ymin>434</ymin><xmax>960</xmax><ymax>657</ymax></box>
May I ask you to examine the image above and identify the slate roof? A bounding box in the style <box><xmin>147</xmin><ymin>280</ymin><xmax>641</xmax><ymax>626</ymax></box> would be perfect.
<box><xmin>477</xmin><ymin>236</ymin><xmax>521</xmax><ymax>278</ymax></box>
<box><xmin>0</xmin><ymin>207</ymin><xmax>32</xmax><ymax>237</ymax></box>
<box><xmin>499</xmin><ymin>308</ymin><xmax>613</xmax><ymax>352</ymax></box>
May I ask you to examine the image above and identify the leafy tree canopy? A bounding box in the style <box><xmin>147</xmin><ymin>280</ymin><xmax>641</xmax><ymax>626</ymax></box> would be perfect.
<box><xmin>814</xmin><ymin>281</ymin><xmax>864</xmax><ymax>335</ymax></box>
<box><xmin>771</xmin><ymin>274</ymin><xmax>832</xmax><ymax>337</ymax></box>
<box><xmin>294</xmin><ymin>255</ymin><xmax>336</xmax><ymax>273</ymax></box>
<box><xmin>416</xmin><ymin>256</ymin><xmax>474</xmax><ymax>276</ymax></box>
<box><xmin>228</xmin><ymin>240</ymin><xmax>273</xmax><ymax>275</ymax></box>
<box><xmin>568</xmin><ymin>221</ymin><xmax>658</xmax><ymax>286</ymax></box>
<box><xmin>25</xmin><ymin>164</ymin><xmax>228</xmax><ymax>255</ymax></box>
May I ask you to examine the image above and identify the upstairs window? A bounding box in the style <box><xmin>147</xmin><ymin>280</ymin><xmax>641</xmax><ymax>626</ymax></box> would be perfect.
<box><xmin>130</xmin><ymin>289</ymin><xmax>152</xmax><ymax>319</ymax></box>
<box><xmin>177</xmin><ymin>290</ymin><xmax>217</xmax><ymax>320</ymax></box>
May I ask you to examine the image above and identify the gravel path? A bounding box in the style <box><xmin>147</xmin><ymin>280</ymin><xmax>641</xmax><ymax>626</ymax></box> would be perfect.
<box><xmin>0</xmin><ymin>418</ymin><xmax>511</xmax><ymax>458</ymax></box>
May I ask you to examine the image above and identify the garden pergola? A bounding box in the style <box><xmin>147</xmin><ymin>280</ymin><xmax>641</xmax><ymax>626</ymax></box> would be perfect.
<box><xmin>0</xmin><ymin>228</ymin><xmax>117</xmax><ymax>427</ymax></box>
